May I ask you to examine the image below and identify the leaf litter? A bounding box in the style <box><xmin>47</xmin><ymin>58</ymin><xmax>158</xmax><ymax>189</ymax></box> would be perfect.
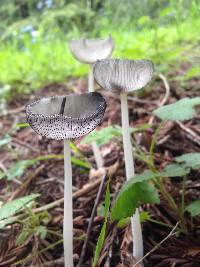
<box><xmin>0</xmin><ymin>75</ymin><xmax>199</xmax><ymax>266</ymax></box>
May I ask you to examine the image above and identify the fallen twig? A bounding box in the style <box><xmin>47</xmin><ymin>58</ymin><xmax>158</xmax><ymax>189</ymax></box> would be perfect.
<box><xmin>148</xmin><ymin>73</ymin><xmax>170</xmax><ymax>125</ymax></box>
<box><xmin>77</xmin><ymin>171</ymin><xmax>107</xmax><ymax>267</ymax></box>
<box><xmin>132</xmin><ymin>221</ymin><xmax>180</xmax><ymax>267</ymax></box>
<box><xmin>176</xmin><ymin>121</ymin><xmax>200</xmax><ymax>147</ymax></box>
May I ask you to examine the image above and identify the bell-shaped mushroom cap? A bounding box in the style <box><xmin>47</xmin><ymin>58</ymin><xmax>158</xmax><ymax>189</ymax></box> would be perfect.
<box><xmin>93</xmin><ymin>59</ymin><xmax>154</xmax><ymax>93</ymax></box>
<box><xmin>26</xmin><ymin>92</ymin><xmax>106</xmax><ymax>140</ymax></box>
<box><xmin>69</xmin><ymin>35</ymin><xmax>114</xmax><ymax>64</ymax></box>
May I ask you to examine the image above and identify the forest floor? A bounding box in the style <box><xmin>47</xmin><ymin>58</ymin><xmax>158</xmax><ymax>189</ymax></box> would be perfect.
<box><xmin>0</xmin><ymin>69</ymin><xmax>200</xmax><ymax>267</ymax></box>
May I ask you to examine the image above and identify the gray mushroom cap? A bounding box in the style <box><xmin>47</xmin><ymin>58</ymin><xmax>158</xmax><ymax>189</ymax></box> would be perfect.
<box><xmin>26</xmin><ymin>92</ymin><xmax>106</xmax><ymax>140</ymax></box>
<box><xmin>93</xmin><ymin>59</ymin><xmax>154</xmax><ymax>93</ymax></box>
<box><xmin>69</xmin><ymin>35</ymin><xmax>114</xmax><ymax>64</ymax></box>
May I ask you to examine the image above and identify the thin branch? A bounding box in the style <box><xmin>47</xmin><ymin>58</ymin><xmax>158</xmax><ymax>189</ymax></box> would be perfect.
<box><xmin>77</xmin><ymin>171</ymin><xmax>107</xmax><ymax>267</ymax></box>
<box><xmin>148</xmin><ymin>73</ymin><xmax>170</xmax><ymax>125</ymax></box>
<box><xmin>158</xmin><ymin>73</ymin><xmax>170</xmax><ymax>107</ymax></box>
<box><xmin>132</xmin><ymin>222</ymin><xmax>180</xmax><ymax>267</ymax></box>
<box><xmin>176</xmin><ymin>121</ymin><xmax>200</xmax><ymax>147</ymax></box>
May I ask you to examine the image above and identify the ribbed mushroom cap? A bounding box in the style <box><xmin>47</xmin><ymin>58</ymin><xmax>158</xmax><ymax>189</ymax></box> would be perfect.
<box><xmin>69</xmin><ymin>35</ymin><xmax>114</xmax><ymax>64</ymax></box>
<box><xmin>93</xmin><ymin>59</ymin><xmax>154</xmax><ymax>93</ymax></box>
<box><xmin>26</xmin><ymin>92</ymin><xmax>106</xmax><ymax>140</ymax></box>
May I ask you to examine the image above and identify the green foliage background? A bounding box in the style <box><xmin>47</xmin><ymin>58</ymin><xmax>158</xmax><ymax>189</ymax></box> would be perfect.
<box><xmin>0</xmin><ymin>0</ymin><xmax>200</xmax><ymax>100</ymax></box>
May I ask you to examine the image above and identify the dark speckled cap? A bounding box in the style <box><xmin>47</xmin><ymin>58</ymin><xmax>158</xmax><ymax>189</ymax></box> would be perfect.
<box><xmin>93</xmin><ymin>59</ymin><xmax>154</xmax><ymax>94</ymax></box>
<box><xmin>26</xmin><ymin>92</ymin><xmax>106</xmax><ymax>140</ymax></box>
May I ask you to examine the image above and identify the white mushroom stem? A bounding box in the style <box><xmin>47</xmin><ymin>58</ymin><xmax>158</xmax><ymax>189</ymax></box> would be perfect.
<box><xmin>88</xmin><ymin>64</ymin><xmax>94</xmax><ymax>93</ymax></box>
<box><xmin>63</xmin><ymin>139</ymin><xmax>74</xmax><ymax>267</ymax></box>
<box><xmin>120</xmin><ymin>93</ymin><xmax>143</xmax><ymax>262</ymax></box>
<box><xmin>88</xmin><ymin>63</ymin><xmax>104</xmax><ymax>169</ymax></box>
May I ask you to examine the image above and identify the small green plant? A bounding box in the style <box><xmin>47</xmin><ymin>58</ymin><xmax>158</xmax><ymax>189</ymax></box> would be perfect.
<box><xmin>16</xmin><ymin>207</ymin><xmax>51</xmax><ymax>246</ymax></box>
<box><xmin>0</xmin><ymin>194</ymin><xmax>39</xmax><ymax>228</ymax></box>
<box><xmin>0</xmin><ymin>153</ymin><xmax>91</xmax><ymax>181</ymax></box>
<box><xmin>111</xmin><ymin>98</ymin><xmax>200</xmax><ymax>234</ymax></box>
<box><xmin>93</xmin><ymin>183</ymin><xmax>111</xmax><ymax>267</ymax></box>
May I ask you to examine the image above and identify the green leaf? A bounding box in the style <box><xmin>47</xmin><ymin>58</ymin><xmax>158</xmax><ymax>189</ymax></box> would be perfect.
<box><xmin>104</xmin><ymin>183</ymin><xmax>111</xmax><ymax>218</ymax></box>
<box><xmin>111</xmin><ymin>181</ymin><xmax>160</xmax><ymax>221</ymax></box>
<box><xmin>185</xmin><ymin>200</ymin><xmax>200</xmax><ymax>217</ymax></box>
<box><xmin>37</xmin><ymin>154</ymin><xmax>91</xmax><ymax>169</ymax></box>
<box><xmin>16</xmin><ymin>229</ymin><xmax>30</xmax><ymax>245</ymax></box>
<box><xmin>5</xmin><ymin>153</ymin><xmax>91</xmax><ymax>181</ymax></box>
<box><xmin>81</xmin><ymin>125</ymin><xmax>122</xmax><ymax>146</ymax></box>
<box><xmin>161</xmin><ymin>164</ymin><xmax>190</xmax><ymax>177</ymax></box>
<box><xmin>153</xmin><ymin>97</ymin><xmax>200</xmax><ymax>121</ymax></box>
<box><xmin>0</xmin><ymin>134</ymin><xmax>11</xmax><ymax>147</ymax></box>
<box><xmin>175</xmin><ymin>153</ymin><xmax>200</xmax><ymax>170</ymax></box>
<box><xmin>6</xmin><ymin>159</ymin><xmax>36</xmax><ymax>180</ymax></box>
<box><xmin>0</xmin><ymin>172</ymin><xmax>5</xmax><ymax>180</ymax></box>
<box><xmin>0</xmin><ymin>194</ymin><xmax>39</xmax><ymax>221</ymax></box>
<box><xmin>185</xmin><ymin>66</ymin><xmax>200</xmax><ymax>80</ymax></box>
<box><xmin>71</xmin><ymin>156</ymin><xmax>91</xmax><ymax>169</ymax></box>
<box><xmin>36</xmin><ymin>225</ymin><xmax>47</xmax><ymax>239</ymax></box>
<box><xmin>0</xmin><ymin>218</ymin><xmax>16</xmax><ymax>229</ymax></box>
<box><xmin>117</xmin><ymin>217</ymin><xmax>131</xmax><ymax>228</ymax></box>
<box><xmin>81</xmin><ymin>124</ymin><xmax>151</xmax><ymax>146</ymax></box>
<box><xmin>120</xmin><ymin>171</ymin><xmax>160</xmax><ymax>187</ymax></box>
<box><xmin>140</xmin><ymin>211</ymin><xmax>151</xmax><ymax>223</ymax></box>
<box><xmin>93</xmin><ymin>184</ymin><xmax>110</xmax><ymax>267</ymax></box>
<box><xmin>14</xmin><ymin>123</ymin><xmax>29</xmax><ymax>129</ymax></box>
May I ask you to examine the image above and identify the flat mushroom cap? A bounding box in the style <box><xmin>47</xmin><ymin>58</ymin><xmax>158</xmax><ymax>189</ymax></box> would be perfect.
<box><xmin>26</xmin><ymin>92</ymin><xmax>106</xmax><ymax>140</ymax></box>
<box><xmin>93</xmin><ymin>59</ymin><xmax>154</xmax><ymax>93</ymax></box>
<box><xmin>69</xmin><ymin>35</ymin><xmax>114</xmax><ymax>64</ymax></box>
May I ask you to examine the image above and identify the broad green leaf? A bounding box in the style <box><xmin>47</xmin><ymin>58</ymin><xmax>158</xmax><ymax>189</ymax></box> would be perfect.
<box><xmin>0</xmin><ymin>134</ymin><xmax>11</xmax><ymax>147</ymax></box>
<box><xmin>175</xmin><ymin>153</ymin><xmax>200</xmax><ymax>170</ymax></box>
<box><xmin>185</xmin><ymin>200</ymin><xmax>200</xmax><ymax>217</ymax></box>
<box><xmin>161</xmin><ymin>164</ymin><xmax>190</xmax><ymax>177</ymax></box>
<box><xmin>93</xmin><ymin>184</ymin><xmax>110</xmax><ymax>267</ymax></box>
<box><xmin>0</xmin><ymin>194</ymin><xmax>39</xmax><ymax>221</ymax></box>
<box><xmin>153</xmin><ymin>97</ymin><xmax>200</xmax><ymax>121</ymax></box>
<box><xmin>82</xmin><ymin>124</ymin><xmax>151</xmax><ymax>146</ymax></box>
<box><xmin>82</xmin><ymin>125</ymin><xmax>122</xmax><ymax>146</ymax></box>
<box><xmin>111</xmin><ymin>181</ymin><xmax>160</xmax><ymax>221</ymax></box>
<box><xmin>0</xmin><ymin>218</ymin><xmax>16</xmax><ymax>229</ymax></box>
<box><xmin>123</xmin><ymin>171</ymin><xmax>159</xmax><ymax>186</ymax></box>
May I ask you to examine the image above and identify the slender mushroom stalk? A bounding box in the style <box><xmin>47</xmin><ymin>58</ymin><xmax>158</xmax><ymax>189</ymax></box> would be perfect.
<box><xmin>26</xmin><ymin>92</ymin><xmax>107</xmax><ymax>267</ymax></box>
<box><xmin>63</xmin><ymin>139</ymin><xmax>73</xmax><ymax>267</ymax></box>
<box><xmin>121</xmin><ymin>92</ymin><xmax>143</xmax><ymax>260</ymax></box>
<box><xmin>69</xmin><ymin>36</ymin><xmax>114</xmax><ymax>168</ymax></box>
<box><xmin>93</xmin><ymin>59</ymin><xmax>154</xmax><ymax>262</ymax></box>
<box><xmin>88</xmin><ymin>64</ymin><xmax>94</xmax><ymax>93</ymax></box>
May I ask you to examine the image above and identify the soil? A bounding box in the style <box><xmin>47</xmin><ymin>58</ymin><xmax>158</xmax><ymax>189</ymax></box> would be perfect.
<box><xmin>0</xmin><ymin>75</ymin><xmax>199</xmax><ymax>267</ymax></box>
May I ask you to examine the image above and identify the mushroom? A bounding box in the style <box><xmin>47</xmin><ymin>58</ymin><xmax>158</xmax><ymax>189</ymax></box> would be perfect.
<box><xmin>69</xmin><ymin>36</ymin><xmax>114</xmax><ymax>168</ymax></box>
<box><xmin>93</xmin><ymin>59</ymin><xmax>154</xmax><ymax>262</ymax></box>
<box><xmin>26</xmin><ymin>92</ymin><xmax>107</xmax><ymax>267</ymax></box>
